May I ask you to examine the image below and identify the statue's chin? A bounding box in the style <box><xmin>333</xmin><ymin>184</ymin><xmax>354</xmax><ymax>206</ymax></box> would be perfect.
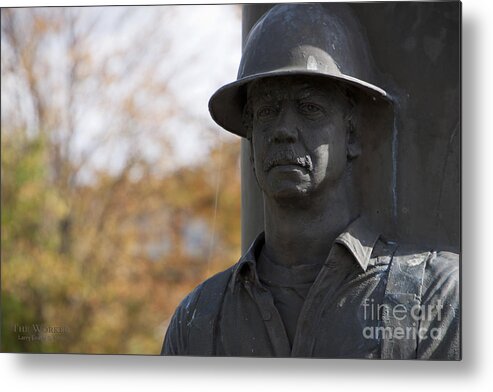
<box><xmin>272</xmin><ymin>191</ymin><xmax>311</xmax><ymax>206</ymax></box>
<box><xmin>265</xmin><ymin>182</ymin><xmax>312</xmax><ymax>203</ymax></box>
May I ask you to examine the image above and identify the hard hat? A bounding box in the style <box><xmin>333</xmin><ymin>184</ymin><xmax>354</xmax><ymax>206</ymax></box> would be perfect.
<box><xmin>208</xmin><ymin>3</ymin><xmax>392</xmax><ymax>138</ymax></box>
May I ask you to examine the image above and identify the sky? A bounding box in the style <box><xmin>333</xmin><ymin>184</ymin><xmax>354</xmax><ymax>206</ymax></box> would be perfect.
<box><xmin>152</xmin><ymin>5</ymin><xmax>242</xmax><ymax>162</ymax></box>
<box><xmin>1</xmin><ymin>4</ymin><xmax>242</xmax><ymax>181</ymax></box>
<box><xmin>84</xmin><ymin>5</ymin><xmax>242</xmax><ymax>175</ymax></box>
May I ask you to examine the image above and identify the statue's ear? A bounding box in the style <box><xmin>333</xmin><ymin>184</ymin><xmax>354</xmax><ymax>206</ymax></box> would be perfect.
<box><xmin>346</xmin><ymin>118</ymin><xmax>361</xmax><ymax>160</ymax></box>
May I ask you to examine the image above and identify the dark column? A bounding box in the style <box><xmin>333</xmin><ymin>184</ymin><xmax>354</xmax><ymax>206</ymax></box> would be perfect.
<box><xmin>240</xmin><ymin>4</ymin><xmax>275</xmax><ymax>252</ymax></box>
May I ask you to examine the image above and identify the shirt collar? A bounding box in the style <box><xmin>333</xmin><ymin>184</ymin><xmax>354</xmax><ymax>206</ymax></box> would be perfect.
<box><xmin>333</xmin><ymin>216</ymin><xmax>381</xmax><ymax>271</ymax></box>
<box><xmin>229</xmin><ymin>217</ymin><xmax>380</xmax><ymax>291</ymax></box>
<box><xmin>229</xmin><ymin>232</ymin><xmax>265</xmax><ymax>292</ymax></box>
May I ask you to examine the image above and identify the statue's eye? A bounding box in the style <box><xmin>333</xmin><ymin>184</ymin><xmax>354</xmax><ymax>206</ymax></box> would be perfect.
<box><xmin>299</xmin><ymin>102</ymin><xmax>323</xmax><ymax>116</ymax></box>
<box><xmin>257</xmin><ymin>106</ymin><xmax>276</xmax><ymax>119</ymax></box>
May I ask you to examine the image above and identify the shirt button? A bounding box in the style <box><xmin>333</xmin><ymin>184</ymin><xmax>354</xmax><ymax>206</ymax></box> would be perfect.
<box><xmin>262</xmin><ymin>311</ymin><xmax>271</xmax><ymax>321</ymax></box>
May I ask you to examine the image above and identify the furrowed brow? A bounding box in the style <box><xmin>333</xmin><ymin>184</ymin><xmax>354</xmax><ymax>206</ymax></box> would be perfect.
<box><xmin>297</xmin><ymin>87</ymin><xmax>328</xmax><ymax>101</ymax></box>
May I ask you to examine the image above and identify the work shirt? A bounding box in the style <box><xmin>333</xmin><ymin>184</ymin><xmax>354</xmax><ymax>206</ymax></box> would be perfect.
<box><xmin>257</xmin><ymin>251</ymin><xmax>322</xmax><ymax>345</ymax></box>
<box><xmin>162</xmin><ymin>218</ymin><xmax>460</xmax><ymax>359</ymax></box>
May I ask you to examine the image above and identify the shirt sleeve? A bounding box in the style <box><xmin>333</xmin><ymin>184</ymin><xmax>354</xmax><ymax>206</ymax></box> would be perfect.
<box><xmin>416</xmin><ymin>251</ymin><xmax>461</xmax><ymax>360</ymax></box>
<box><xmin>161</xmin><ymin>266</ymin><xmax>234</xmax><ymax>356</ymax></box>
<box><xmin>161</xmin><ymin>288</ymin><xmax>201</xmax><ymax>356</ymax></box>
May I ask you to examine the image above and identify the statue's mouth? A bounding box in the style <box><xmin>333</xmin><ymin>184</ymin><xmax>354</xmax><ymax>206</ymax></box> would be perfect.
<box><xmin>263</xmin><ymin>151</ymin><xmax>313</xmax><ymax>172</ymax></box>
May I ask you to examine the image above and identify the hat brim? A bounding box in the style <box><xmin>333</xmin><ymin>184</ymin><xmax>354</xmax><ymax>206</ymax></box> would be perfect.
<box><xmin>208</xmin><ymin>70</ymin><xmax>392</xmax><ymax>138</ymax></box>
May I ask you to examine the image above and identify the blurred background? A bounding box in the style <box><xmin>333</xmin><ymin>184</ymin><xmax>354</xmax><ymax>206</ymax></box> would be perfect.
<box><xmin>1</xmin><ymin>5</ymin><xmax>242</xmax><ymax>354</ymax></box>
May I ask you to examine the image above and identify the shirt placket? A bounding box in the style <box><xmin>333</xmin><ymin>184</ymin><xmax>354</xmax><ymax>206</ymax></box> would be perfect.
<box><xmin>291</xmin><ymin>244</ymin><xmax>357</xmax><ymax>356</ymax></box>
<box><xmin>243</xmin><ymin>279</ymin><xmax>292</xmax><ymax>357</ymax></box>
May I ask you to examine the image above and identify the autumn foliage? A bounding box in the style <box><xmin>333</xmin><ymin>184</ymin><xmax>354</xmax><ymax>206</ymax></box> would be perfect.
<box><xmin>1</xmin><ymin>6</ymin><xmax>242</xmax><ymax>354</ymax></box>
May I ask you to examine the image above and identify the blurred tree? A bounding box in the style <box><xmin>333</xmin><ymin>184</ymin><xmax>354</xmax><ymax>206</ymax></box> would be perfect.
<box><xmin>1</xmin><ymin>6</ymin><xmax>241</xmax><ymax>354</ymax></box>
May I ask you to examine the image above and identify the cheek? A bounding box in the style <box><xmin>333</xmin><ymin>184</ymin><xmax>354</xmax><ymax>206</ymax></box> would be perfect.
<box><xmin>329</xmin><ymin>134</ymin><xmax>348</xmax><ymax>166</ymax></box>
<box><xmin>313</xmin><ymin>144</ymin><xmax>330</xmax><ymax>175</ymax></box>
<box><xmin>311</xmin><ymin>129</ymin><xmax>347</xmax><ymax>177</ymax></box>
<box><xmin>252</xmin><ymin>137</ymin><xmax>265</xmax><ymax>175</ymax></box>
<box><xmin>327</xmin><ymin>122</ymin><xmax>347</xmax><ymax>159</ymax></box>
<box><xmin>311</xmin><ymin>144</ymin><xmax>332</xmax><ymax>184</ymax></box>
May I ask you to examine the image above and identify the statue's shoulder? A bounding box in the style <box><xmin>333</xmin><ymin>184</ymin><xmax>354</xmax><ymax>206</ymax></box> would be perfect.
<box><xmin>422</xmin><ymin>250</ymin><xmax>460</xmax><ymax>300</ymax></box>
<box><xmin>388</xmin><ymin>245</ymin><xmax>459</xmax><ymax>303</ymax></box>
<box><xmin>195</xmin><ymin>265</ymin><xmax>235</xmax><ymax>305</ymax></box>
<box><xmin>378</xmin><ymin>243</ymin><xmax>459</xmax><ymax>300</ymax></box>
<box><xmin>391</xmin><ymin>244</ymin><xmax>459</xmax><ymax>275</ymax></box>
<box><xmin>380</xmin><ymin>245</ymin><xmax>460</xmax><ymax>359</ymax></box>
<box><xmin>176</xmin><ymin>264</ymin><xmax>235</xmax><ymax>320</ymax></box>
<box><xmin>162</xmin><ymin>265</ymin><xmax>235</xmax><ymax>355</ymax></box>
<box><xmin>426</xmin><ymin>250</ymin><xmax>459</xmax><ymax>276</ymax></box>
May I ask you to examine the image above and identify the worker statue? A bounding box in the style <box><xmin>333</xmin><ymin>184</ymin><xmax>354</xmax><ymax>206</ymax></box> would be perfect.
<box><xmin>162</xmin><ymin>3</ymin><xmax>460</xmax><ymax>359</ymax></box>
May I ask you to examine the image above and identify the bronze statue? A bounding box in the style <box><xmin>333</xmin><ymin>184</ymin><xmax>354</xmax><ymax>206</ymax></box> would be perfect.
<box><xmin>162</xmin><ymin>3</ymin><xmax>460</xmax><ymax>359</ymax></box>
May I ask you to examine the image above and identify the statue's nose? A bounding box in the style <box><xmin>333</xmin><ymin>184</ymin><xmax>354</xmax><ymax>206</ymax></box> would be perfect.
<box><xmin>269</xmin><ymin>107</ymin><xmax>298</xmax><ymax>144</ymax></box>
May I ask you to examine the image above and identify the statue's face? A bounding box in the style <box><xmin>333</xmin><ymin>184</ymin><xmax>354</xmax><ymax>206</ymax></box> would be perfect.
<box><xmin>249</xmin><ymin>77</ymin><xmax>351</xmax><ymax>201</ymax></box>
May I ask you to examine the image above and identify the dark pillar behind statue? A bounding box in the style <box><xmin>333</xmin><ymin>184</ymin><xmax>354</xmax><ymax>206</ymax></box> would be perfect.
<box><xmin>240</xmin><ymin>2</ymin><xmax>460</xmax><ymax>253</ymax></box>
<box><xmin>240</xmin><ymin>4</ymin><xmax>274</xmax><ymax>253</ymax></box>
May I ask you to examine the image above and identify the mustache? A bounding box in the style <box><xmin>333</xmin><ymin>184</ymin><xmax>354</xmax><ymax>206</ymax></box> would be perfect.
<box><xmin>263</xmin><ymin>150</ymin><xmax>313</xmax><ymax>172</ymax></box>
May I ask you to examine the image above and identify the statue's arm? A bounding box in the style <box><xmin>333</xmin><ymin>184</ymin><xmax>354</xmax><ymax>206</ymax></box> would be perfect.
<box><xmin>416</xmin><ymin>251</ymin><xmax>460</xmax><ymax>360</ymax></box>
<box><xmin>161</xmin><ymin>287</ymin><xmax>201</xmax><ymax>356</ymax></box>
<box><xmin>161</xmin><ymin>266</ymin><xmax>234</xmax><ymax>356</ymax></box>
